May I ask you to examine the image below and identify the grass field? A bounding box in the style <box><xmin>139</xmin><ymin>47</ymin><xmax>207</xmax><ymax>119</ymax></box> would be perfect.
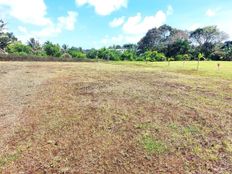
<box><xmin>112</xmin><ymin>61</ymin><xmax>232</xmax><ymax>80</ymax></box>
<box><xmin>0</xmin><ymin>61</ymin><xmax>231</xmax><ymax>173</ymax></box>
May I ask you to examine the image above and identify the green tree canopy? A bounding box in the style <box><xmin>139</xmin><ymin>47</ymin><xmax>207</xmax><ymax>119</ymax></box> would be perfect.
<box><xmin>137</xmin><ymin>25</ymin><xmax>188</xmax><ymax>54</ymax></box>
<box><xmin>6</xmin><ymin>42</ymin><xmax>32</xmax><ymax>55</ymax></box>
<box><xmin>43</xmin><ymin>41</ymin><xmax>61</xmax><ymax>57</ymax></box>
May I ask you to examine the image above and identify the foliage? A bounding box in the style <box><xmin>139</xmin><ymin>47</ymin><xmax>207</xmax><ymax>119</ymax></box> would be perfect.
<box><xmin>198</xmin><ymin>53</ymin><xmax>204</xmax><ymax>61</ymax></box>
<box><xmin>121</xmin><ymin>50</ymin><xmax>136</xmax><ymax>61</ymax></box>
<box><xmin>138</xmin><ymin>25</ymin><xmax>188</xmax><ymax>54</ymax></box>
<box><xmin>0</xmin><ymin>20</ymin><xmax>18</xmax><ymax>50</ymax></box>
<box><xmin>98</xmin><ymin>48</ymin><xmax>121</xmax><ymax>61</ymax></box>
<box><xmin>144</xmin><ymin>50</ymin><xmax>166</xmax><ymax>62</ymax></box>
<box><xmin>190</xmin><ymin>26</ymin><xmax>228</xmax><ymax>46</ymax></box>
<box><xmin>221</xmin><ymin>41</ymin><xmax>232</xmax><ymax>61</ymax></box>
<box><xmin>27</xmin><ymin>38</ymin><xmax>40</xmax><ymax>50</ymax></box>
<box><xmin>86</xmin><ymin>48</ymin><xmax>98</xmax><ymax>59</ymax></box>
<box><xmin>6</xmin><ymin>42</ymin><xmax>32</xmax><ymax>55</ymax></box>
<box><xmin>0</xmin><ymin>32</ymin><xmax>17</xmax><ymax>50</ymax></box>
<box><xmin>61</xmin><ymin>44</ymin><xmax>69</xmax><ymax>53</ymax></box>
<box><xmin>166</xmin><ymin>39</ymin><xmax>191</xmax><ymax>58</ymax></box>
<box><xmin>68</xmin><ymin>47</ymin><xmax>86</xmax><ymax>58</ymax></box>
<box><xmin>122</xmin><ymin>43</ymin><xmax>137</xmax><ymax>50</ymax></box>
<box><xmin>43</xmin><ymin>41</ymin><xmax>61</xmax><ymax>57</ymax></box>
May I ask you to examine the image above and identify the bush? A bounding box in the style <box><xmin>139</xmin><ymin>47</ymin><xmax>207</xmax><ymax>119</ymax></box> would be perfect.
<box><xmin>68</xmin><ymin>47</ymin><xmax>86</xmax><ymax>59</ymax></box>
<box><xmin>144</xmin><ymin>50</ymin><xmax>166</xmax><ymax>62</ymax></box>
<box><xmin>6</xmin><ymin>42</ymin><xmax>32</xmax><ymax>55</ymax></box>
<box><xmin>97</xmin><ymin>48</ymin><xmax>121</xmax><ymax>61</ymax></box>
<box><xmin>210</xmin><ymin>50</ymin><xmax>225</xmax><ymax>60</ymax></box>
<box><xmin>175</xmin><ymin>54</ymin><xmax>184</xmax><ymax>61</ymax></box>
<box><xmin>121</xmin><ymin>50</ymin><xmax>136</xmax><ymax>61</ymax></box>
<box><xmin>135</xmin><ymin>56</ymin><xmax>144</xmax><ymax>61</ymax></box>
<box><xmin>156</xmin><ymin>52</ymin><xmax>166</xmax><ymax>61</ymax></box>
<box><xmin>87</xmin><ymin>49</ymin><xmax>98</xmax><ymax>59</ymax></box>
<box><xmin>43</xmin><ymin>41</ymin><xmax>61</xmax><ymax>57</ymax></box>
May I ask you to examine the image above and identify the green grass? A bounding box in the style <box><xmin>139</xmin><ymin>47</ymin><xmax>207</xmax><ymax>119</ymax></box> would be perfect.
<box><xmin>110</xmin><ymin>61</ymin><xmax>232</xmax><ymax>80</ymax></box>
<box><xmin>0</xmin><ymin>153</ymin><xmax>19</xmax><ymax>167</ymax></box>
<box><xmin>140</xmin><ymin>134</ymin><xmax>167</xmax><ymax>154</ymax></box>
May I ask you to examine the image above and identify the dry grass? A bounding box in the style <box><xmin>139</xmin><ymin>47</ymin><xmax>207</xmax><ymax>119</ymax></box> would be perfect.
<box><xmin>0</xmin><ymin>61</ymin><xmax>231</xmax><ymax>173</ymax></box>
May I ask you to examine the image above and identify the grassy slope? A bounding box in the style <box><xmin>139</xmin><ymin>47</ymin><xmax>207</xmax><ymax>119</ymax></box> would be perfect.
<box><xmin>0</xmin><ymin>61</ymin><xmax>231</xmax><ymax>173</ymax></box>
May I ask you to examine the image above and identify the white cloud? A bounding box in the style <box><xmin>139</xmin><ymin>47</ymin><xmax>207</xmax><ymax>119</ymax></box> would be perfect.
<box><xmin>109</xmin><ymin>16</ymin><xmax>125</xmax><ymax>27</ymax></box>
<box><xmin>101</xmin><ymin>34</ymin><xmax>142</xmax><ymax>46</ymax></box>
<box><xmin>58</xmin><ymin>11</ymin><xmax>78</xmax><ymax>31</ymax></box>
<box><xmin>0</xmin><ymin>0</ymin><xmax>51</xmax><ymax>26</ymax></box>
<box><xmin>75</xmin><ymin>0</ymin><xmax>127</xmax><ymax>16</ymax></box>
<box><xmin>0</xmin><ymin>0</ymin><xmax>78</xmax><ymax>40</ymax></box>
<box><xmin>206</xmin><ymin>9</ymin><xmax>216</xmax><ymax>17</ymax></box>
<box><xmin>17</xmin><ymin>11</ymin><xmax>78</xmax><ymax>42</ymax></box>
<box><xmin>122</xmin><ymin>11</ymin><xmax>166</xmax><ymax>35</ymax></box>
<box><xmin>102</xmin><ymin>7</ymin><xmax>171</xmax><ymax>47</ymax></box>
<box><xmin>166</xmin><ymin>5</ymin><xmax>173</xmax><ymax>16</ymax></box>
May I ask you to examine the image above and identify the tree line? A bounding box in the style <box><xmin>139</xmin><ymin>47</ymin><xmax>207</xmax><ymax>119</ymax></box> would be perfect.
<box><xmin>0</xmin><ymin>20</ymin><xmax>231</xmax><ymax>61</ymax></box>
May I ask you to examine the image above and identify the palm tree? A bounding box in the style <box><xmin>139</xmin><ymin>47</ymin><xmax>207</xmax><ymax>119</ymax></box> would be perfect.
<box><xmin>62</xmin><ymin>44</ymin><xmax>69</xmax><ymax>53</ymax></box>
<box><xmin>27</xmin><ymin>38</ymin><xmax>40</xmax><ymax>51</ymax></box>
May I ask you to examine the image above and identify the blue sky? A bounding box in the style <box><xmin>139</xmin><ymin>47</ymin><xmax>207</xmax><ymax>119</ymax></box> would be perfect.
<box><xmin>0</xmin><ymin>0</ymin><xmax>232</xmax><ymax>49</ymax></box>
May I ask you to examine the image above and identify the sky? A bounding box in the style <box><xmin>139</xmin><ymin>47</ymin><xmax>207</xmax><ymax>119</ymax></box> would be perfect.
<box><xmin>0</xmin><ymin>0</ymin><xmax>232</xmax><ymax>49</ymax></box>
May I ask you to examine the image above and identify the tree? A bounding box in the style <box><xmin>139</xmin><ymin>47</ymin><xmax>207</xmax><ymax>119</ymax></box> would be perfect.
<box><xmin>123</xmin><ymin>44</ymin><xmax>137</xmax><ymax>50</ymax></box>
<box><xmin>190</xmin><ymin>26</ymin><xmax>228</xmax><ymax>58</ymax></box>
<box><xmin>166</xmin><ymin>39</ymin><xmax>191</xmax><ymax>58</ymax></box>
<box><xmin>97</xmin><ymin>48</ymin><xmax>121</xmax><ymax>61</ymax></box>
<box><xmin>87</xmin><ymin>48</ymin><xmax>98</xmax><ymax>59</ymax></box>
<box><xmin>43</xmin><ymin>41</ymin><xmax>61</xmax><ymax>57</ymax></box>
<box><xmin>143</xmin><ymin>50</ymin><xmax>166</xmax><ymax>62</ymax></box>
<box><xmin>6</xmin><ymin>42</ymin><xmax>32</xmax><ymax>55</ymax></box>
<box><xmin>183</xmin><ymin>54</ymin><xmax>190</xmax><ymax>65</ymax></box>
<box><xmin>27</xmin><ymin>38</ymin><xmax>40</xmax><ymax>52</ymax></box>
<box><xmin>197</xmin><ymin>53</ymin><xmax>204</xmax><ymax>70</ymax></box>
<box><xmin>221</xmin><ymin>41</ymin><xmax>232</xmax><ymax>61</ymax></box>
<box><xmin>121</xmin><ymin>50</ymin><xmax>137</xmax><ymax>61</ymax></box>
<box><xmin>68</xmin><ymin>47</ymin><xmax>86</xmax><ymax>58</ymax></box>
<box><xmin>62</xmin><ymin>44</ymin><xmax>69</xmax><ymax>53</ymax></box>
<box><xmin>137</xmin><ymin>25</ymin><xmax>188</xmax><ymax>54</ymax></box>
<box><xmin>190</xmin><ymin>26</ymin><xmax>228</xmax><ymax>46</ymax></box>
<box><xmin>0</xmin><ymin>20</ymin><xmax>17</xmax><ymax>51</ymax></box>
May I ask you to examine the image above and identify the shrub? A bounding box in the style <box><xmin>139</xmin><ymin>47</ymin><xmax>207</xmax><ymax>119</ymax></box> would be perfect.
<box><xmin>6</xmin><ymin>42</ymin><xmax>32</xmax><ymax>55</ymax></box>
<box><xmin>68</xmin><ymin>47</ymin><xmax>86</xmax><ymax>59</ymax></box>
<box><xmin>121</xmin><ymin>50</ymin><xmax>136</xmax><ymax>61</ymax></box>
<box><xmin>43</xmin><ymin>41</ymin><xmax>61</xmax><ymax>57</ymax></box>
<box><xmin>144</xmin><ymin>50</ymin><xmax>166</xmax><ymax>62</ymax></box>
<box><xmin>210</xmin><ymin>50</ymin><xmax>225</xmax><ymax>60</ymax></box>
<box><xmin>136</xmin><ymin>56</ymin><xmax>145</xmax><ymax>61</ymax></box>
<box><xmin>175</xmin><ymin>54</ymin><xmax>184</xmax><ymax>61</ymax></box>
<box><xmin>87</xmin><ymin>49</ymin><xmax>98</xmax><ymax>59</ymax></box>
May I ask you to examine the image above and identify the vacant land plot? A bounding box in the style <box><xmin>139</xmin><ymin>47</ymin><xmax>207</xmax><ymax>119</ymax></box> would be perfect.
<box><xmin>0</xmin><ymin>61</ymin><xmax>231</xmax><ymax>173</ymax></box>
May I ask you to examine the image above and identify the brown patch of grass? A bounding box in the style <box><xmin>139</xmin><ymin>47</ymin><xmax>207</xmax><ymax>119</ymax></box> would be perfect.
<box><xmin>0</xmin><ymin>62</ymin><xmax>231</xmax><ymax>173</ymax></box>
